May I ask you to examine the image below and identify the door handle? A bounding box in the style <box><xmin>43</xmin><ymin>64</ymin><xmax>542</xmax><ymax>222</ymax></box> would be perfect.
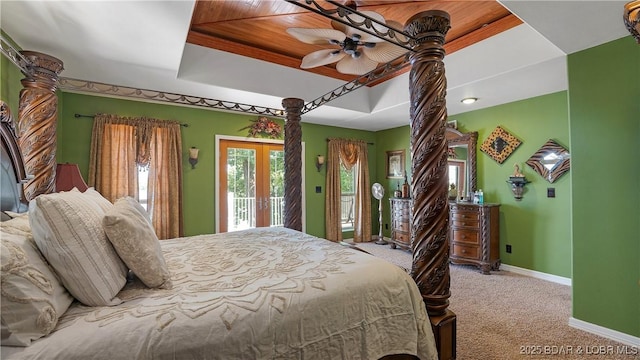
<box><xmin>263</xmin><ymin>197</ymin><xmax>269</xmax><ymax>210</ymax></box>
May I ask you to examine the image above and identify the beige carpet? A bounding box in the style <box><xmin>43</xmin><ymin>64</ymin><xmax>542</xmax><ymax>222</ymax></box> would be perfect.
<box><xmin>354</xmin><ymin>241</ymin><xmax>639</xmax><ymax>360</ymax></box>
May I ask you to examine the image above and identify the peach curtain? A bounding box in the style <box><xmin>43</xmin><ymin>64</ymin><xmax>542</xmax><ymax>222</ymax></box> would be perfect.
<box><xmin>88</xmin><ymin>114</ymin><xmax>183</xmax><ymax>239</ymax></box>
<box><xmin>325</xmin><ymin>138</ymin><xmax>371</xmax><ymax>242</ymax></box>
<box><xmin>88</xmin><ymin>115</ymin><xmax>138</xmax><ymax>201</ymax></box>
<box><xmin>147</xmin><ymin>123</ymin><xmax>183</xmax><ymax>239</ymax></box>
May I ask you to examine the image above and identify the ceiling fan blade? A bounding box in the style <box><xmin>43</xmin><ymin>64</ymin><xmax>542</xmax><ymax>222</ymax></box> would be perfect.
<box><xmin>336</xmin><ymin>55</ymin><xmax>378</xmax><ymax>75</ymax></box>
<box><xmin>331</xmin><ymin>10</ymin><xmax>387</xmax><ymax>43</ymax></box>
<box><xmin>286</xmin><ymin>28</ymin><xmax>346</xmax><ymax>45</ymax></box>
<box><xmin>300</xmin><ymin>49</ymin><xmax>346</xmax><ymax>69</ymax></box>
<box><xmin>363</xmin><ymin>41</ymin><xmax>407</xmax><ymax>63</ymax></box>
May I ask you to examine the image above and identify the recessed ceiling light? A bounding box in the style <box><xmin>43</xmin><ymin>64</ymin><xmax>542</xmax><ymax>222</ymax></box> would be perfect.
<box><xmin>461</xmin><ymin>97</ymin><xmax>477</xmax><ymax>105</ymax></box>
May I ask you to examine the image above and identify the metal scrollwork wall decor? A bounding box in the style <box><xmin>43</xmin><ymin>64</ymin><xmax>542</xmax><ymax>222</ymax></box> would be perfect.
<box><xmin>480</xmin><ymin>126</ymin><xmax>522</xmax><ymax>164</ymax></box>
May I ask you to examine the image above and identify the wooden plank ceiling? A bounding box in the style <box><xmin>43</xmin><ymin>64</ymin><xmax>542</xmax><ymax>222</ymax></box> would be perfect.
<box><xmin>187</xmin><ymin>0</ymin><xmax>522</xmax><ymax>84</ymax></box>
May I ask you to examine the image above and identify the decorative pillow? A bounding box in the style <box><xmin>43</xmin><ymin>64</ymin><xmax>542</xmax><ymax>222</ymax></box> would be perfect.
<box><xmin>0</xmin><ymin>212</ymin><xmax>31</xmax><ymax>236</ymax></box>
<box><xmin>28</xmin><ymin>190</ymin><xmax>128</xmax><ymax>306</ymax></box>
<box><xmin>103</xmin><ymin>197</ymin><xmax>171</xmax><ymax>289</ymax></box>
<box><xmin>117</xmin><ymin>196</ymin><xmax>152</xmax><ymax>225</ymax></box>
<box><xmin>0</xmin><ymin>231</ymin><xmax>74</xmax><ymax>346</ymax></box>
<box><xmin>3</xmin><ymin>210</ymin><xmax>26</xmax><ymax>219</ymax></box>
<box><xmin>83</xmin><ymin>187</ymin><xmax>116</xmax><ymax>213</ymax></box>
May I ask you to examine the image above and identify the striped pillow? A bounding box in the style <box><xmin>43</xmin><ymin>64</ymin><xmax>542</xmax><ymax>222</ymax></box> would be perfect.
<box><xmin>28</xmin><ymin>189</ymin><xmax>128</xmax><ymax>306</ymax></box>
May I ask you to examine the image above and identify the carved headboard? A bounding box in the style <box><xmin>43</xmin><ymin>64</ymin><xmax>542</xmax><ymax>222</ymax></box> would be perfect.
<box><xmin>1</xmin><ymin>101</ymin><xmax>29</xmax><ymax>217</ymax></box>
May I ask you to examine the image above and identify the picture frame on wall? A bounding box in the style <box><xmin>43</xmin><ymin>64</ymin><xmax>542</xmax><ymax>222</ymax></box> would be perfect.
<box><xmin>386</xmin><ymin>150</ymin><xmax>405</xmax><ymax>179</ymax></box>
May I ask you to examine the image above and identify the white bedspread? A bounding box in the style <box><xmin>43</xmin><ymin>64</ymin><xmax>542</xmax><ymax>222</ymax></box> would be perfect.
<box><xmin>2</xmin><ymin>228</ymin><xmax>437</xmax><ymax>360</ymax></box>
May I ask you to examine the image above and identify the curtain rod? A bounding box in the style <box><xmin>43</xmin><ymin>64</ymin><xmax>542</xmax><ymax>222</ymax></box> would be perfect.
<box><xmin>74</xmin><ymin>113</ymin><xmax>189</xmax><ymax>127</ymax></box>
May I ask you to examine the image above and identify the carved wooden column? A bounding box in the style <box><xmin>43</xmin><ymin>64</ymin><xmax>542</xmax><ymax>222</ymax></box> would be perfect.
<box><xmin>17</xmin><ymin>51</ymin><xmax>64</xmax><ymax>200</ymax></box>
<box><xmin>282</xmin><ymin>98</ymin><xmax>304</xmax><ymax>231</ymax></box>
<box><xmin>405</xmin><ymin>11</ymin><xmax>456</xmax><ymax>360</ymax></box>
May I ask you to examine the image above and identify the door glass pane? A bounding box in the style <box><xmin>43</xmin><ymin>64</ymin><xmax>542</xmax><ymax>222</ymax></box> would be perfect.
<box><xmin>269</xmin><ymin>149</ymin><xmax>285</xmax><ymax>227</ymax></box>
<box><xmin>226</xmin><ymin>147</ymin><xmax>256</xmax><ymax>231</ymax></box>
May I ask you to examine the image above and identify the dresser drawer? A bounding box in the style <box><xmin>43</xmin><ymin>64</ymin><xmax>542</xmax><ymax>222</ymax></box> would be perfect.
<box><xmin>393</xmin><ymin>220</ymin><xmax>410</xmax><ymax>232</ymax></box>
<box><xmin>452</xmin><ymin>244</ymin><xmax>479</xmax><ymax>259</ymax></box>
<box><xmin>393</xmin><ymin>231</ymin><xmax>410</xmax><ymax>245</ymax></box>
<box><xmin>452</xmin><ymin>218</ymin><xmax>479</xmax><ymax>227</ymax></box>
<box><xmin>393</xmin><ymin>207</ymin><xmax>410</xmax><ymax>217</ymax></box>
<box><xmin>451</xmin><ymin>211</ymin><xmax>479</xmax><ymax>227</ymax></box>
<box><xmin>452</xmin><ymin>229</ymin><xmax>480</xmax><ymax>244</ymax></box>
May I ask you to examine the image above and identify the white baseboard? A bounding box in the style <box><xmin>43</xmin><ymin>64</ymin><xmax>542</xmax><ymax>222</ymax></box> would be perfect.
<box><xmin>569</xmin><ymin>317</ymin><xmax>640</xmax><ymax>347</ymax></box>
<box><xmin>498</xmin><ymin>266</ymin><xmax>639</xmax><ymax>347</ymax></box>
<box><xmin>500</xmin><ymin>264</ymin><xmax>572</xmax><ymax>286</ymax></box>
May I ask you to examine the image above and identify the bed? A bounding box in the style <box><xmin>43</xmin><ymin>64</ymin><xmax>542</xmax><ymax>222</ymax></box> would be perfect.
<box><xmin>1</xmin><ymin>102</ymin><xmax>438</xmax><ymax>359</ymax></box>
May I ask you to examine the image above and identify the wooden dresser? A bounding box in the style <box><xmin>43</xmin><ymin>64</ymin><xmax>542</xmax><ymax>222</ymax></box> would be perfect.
<box><xmin>449</xmin><ymin>202</ymin><xmax>501</xmax><ymax>274</ymax></box>
<box><xmin>389</xmin><ymin>198</ymin><xmax>411</xmax><ymax>251</ymax></box>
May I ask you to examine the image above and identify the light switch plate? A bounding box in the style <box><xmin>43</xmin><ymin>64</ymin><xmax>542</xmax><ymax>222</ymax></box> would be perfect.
<box><xmin>547</xmin><ymin>188</ymin><xmax>555</xmax><ymax>198</ymax></box>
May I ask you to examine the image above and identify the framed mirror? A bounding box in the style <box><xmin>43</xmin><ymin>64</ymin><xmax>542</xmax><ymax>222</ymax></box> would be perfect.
<box><xmin>526</xmin><ymin>139</ymin><xmax>570</xmax><ymax>183</ymax></box>
<box><xmin>446</xmin><ymin>128</ymin><xmax>478</xmax><ymax>200</ymax></box>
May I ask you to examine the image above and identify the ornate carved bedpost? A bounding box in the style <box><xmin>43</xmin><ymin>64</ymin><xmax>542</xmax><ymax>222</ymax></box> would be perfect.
<box><xmin>17</xmin><ymin>51</ymin><xmax>64</xmax><ymax>200</ymax></box>
<box><xmin>405</xmin><ymin>11</ymin><xmax>456</xmax><ymax>360</ymax></box>
<box><xmin>282</xmin><ymin>98</ymin><xmax>304</xmax><ymax>231</ymax></box>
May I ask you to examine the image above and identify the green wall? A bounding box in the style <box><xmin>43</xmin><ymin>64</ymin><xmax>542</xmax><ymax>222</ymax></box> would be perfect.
<box><xmin>568</xmin><ymin>36</ymin><xmax>639</xmax><ymax>337</ymax></box>
<box><xmin>0</xmin><ymin>32</ymin><xmax>23</xmax><ymax>114</ymax></box>
<box><xmin>374</xmin><ymin>125</ymin><xmax>410</xmax><ymax>237</ymax></box>
<box><xmin>375</xmin><ymin>92</ymin><xmax>572</xmax><ymax>278</ymax></box>
<box><xmin>56</xmin><ymin>92</ymin><xmax>376</xmax><ymax>239</ymax></box>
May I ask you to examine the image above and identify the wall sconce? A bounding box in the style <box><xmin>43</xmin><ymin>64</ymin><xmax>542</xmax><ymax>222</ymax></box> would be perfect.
<box><xmin>189</xmin><ymin>147</ymin><xmax>199</xmax><ymax>169</ymax></box>
<box><xmin>316</xmin><ymin>155</ymin><xmax>325</xmax><ymax>172</ymax></box>
<box><xmin>506</xmin><ymin>176</ymin><xmax>530</xmax><ymax>201</ymax></box>
<box><xmin>506</xmin><ymin>164</ymin><xmax>530</xmax><ymax>201</ymax></box>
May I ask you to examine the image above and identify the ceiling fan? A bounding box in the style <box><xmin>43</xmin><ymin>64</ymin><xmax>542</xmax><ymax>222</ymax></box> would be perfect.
<box><xmin>286</xmin><ymin>5</ymin><xmax>407</xmax><ymax>75</ymax></box>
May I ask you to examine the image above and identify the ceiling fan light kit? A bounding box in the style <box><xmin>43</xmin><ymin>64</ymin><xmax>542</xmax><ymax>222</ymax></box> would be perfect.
<box><xmin>286</xmin><ymin>5</ymin><xmax>407</xmax><ymax>75</ymax></box>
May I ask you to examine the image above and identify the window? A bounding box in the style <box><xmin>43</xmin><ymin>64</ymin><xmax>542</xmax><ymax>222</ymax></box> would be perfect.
<box><xmin>340</xmin><ymin>162</ymin><xmax>355</xmax><ymax>229</ymax></box>
<box><xmin>138</xmin><ymin>166</ymin><xmax>149</xmax><ymax>210</ymax></box>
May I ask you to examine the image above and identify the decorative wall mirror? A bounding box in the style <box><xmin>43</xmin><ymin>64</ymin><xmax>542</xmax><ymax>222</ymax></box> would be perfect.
<box><xmin>446</xmin><ymin>128</ymin><xmax>478</xmax><ymax>200</ymax></box>
<box><xmin>526</xmin><ymin>139</ymin><xmax>571</xmax><ymax>183</ymax></box>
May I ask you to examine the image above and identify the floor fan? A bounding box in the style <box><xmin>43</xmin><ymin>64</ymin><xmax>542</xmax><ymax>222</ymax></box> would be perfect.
<box><xmin>372</xmin><ymin>183</ymin><xmax>387</xmax><ymax>245</ymax></box>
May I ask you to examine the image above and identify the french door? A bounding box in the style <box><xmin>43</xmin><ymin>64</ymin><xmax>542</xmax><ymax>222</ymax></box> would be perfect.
<box><xmin>218</xmin><ymin>139</ymin><xmax>284</xmax><ymax>233</ymax></box>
